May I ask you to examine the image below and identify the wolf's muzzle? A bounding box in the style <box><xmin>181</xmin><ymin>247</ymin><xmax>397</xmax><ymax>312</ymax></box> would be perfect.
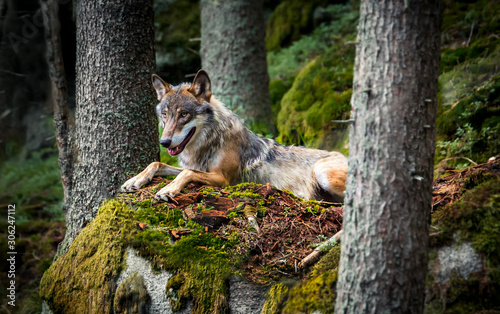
<box><xmin>160</xmin><ymin>138</ymin><xmax>172</xmax><ymax>148</ymax></box>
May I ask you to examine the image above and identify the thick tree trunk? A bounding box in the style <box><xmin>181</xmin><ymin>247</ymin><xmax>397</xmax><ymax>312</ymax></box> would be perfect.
<box><xmin>59</xmin><ymin>0</ymin><xmax>159</xmax><ymax>252</ymax></box>
<box><xmin>335</xmin><ymin>1</ymin><xmax>442</xmax><ymax>312</ymax></box>
<box><xmin>200</xmin><ymin>0</ymin><xmax>275</xmax><ymax>135</ymax></box>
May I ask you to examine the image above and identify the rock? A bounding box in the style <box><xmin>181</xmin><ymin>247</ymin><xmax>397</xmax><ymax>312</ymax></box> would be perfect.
<box><xmin>434</xmin><ymin>240</ymin><xmax>482</xmax><ymax>285</ymax></box>
<box><xmin>114</xmin><ymin>272</ymin><xmax>151</xmax><ymax>314</ymax></box>
<box><xmin>228</xmin><ymin>276</ymin><xmax>267</xmax><ymax>314</ymax></box>
<box><xmin>116</xmin><ymin>248</ymin><xmax>185</xmax><ymax>314</ymax></box>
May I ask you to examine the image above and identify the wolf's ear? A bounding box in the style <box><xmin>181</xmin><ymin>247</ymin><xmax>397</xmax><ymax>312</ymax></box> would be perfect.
<box><xmin>152</xmin><ymin>74</ymin><xmax>171</xmax><ymax>101</ymax></box>
<box><xmin>189</xmin><ymin>70</ymin><xmax>212</xmax><ymax>102</ymax></box>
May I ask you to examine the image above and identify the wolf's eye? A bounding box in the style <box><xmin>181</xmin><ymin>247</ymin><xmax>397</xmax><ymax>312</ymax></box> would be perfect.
<box><xmin>180</xmin><ymin>112</ymin><xmax>188</xmax><ymax>118</ymax></box>
<box><xmin>162</xmin><ymin>112</ymin><xmax>167</xmax><ymax>118</ymax></box>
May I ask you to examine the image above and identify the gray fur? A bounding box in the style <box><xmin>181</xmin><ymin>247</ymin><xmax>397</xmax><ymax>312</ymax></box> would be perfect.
<box><xmin>163</xmin><ymin>87</ymin><xmax>345</xmax><ymax>200</ymax></box>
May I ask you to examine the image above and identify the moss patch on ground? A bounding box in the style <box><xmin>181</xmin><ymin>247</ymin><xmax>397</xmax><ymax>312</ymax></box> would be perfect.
<box><xmin>267</xmin><ymin>2</ymin><xmax>358</xmax><ymax>150</ymax></box>
<box><xmin>262</xmin><ymin>245</ymin><xmax>341</xmax><ymax>314</ymax></box>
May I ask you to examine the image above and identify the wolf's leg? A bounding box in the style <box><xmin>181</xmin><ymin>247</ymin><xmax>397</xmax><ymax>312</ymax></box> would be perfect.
<box><xmin>313</xmin><ymin>154</ymin><xmax>348</xmax><ymax>201</ymax></box>
<box><xmin>121</xmin><ymin>162</ymin><xmax>184</xmax><ymax>192</ymax></box>
<box><xmin>155</xmin><ymin>169</ymin><xmax>230</xmax><ymax>201</ymax></box>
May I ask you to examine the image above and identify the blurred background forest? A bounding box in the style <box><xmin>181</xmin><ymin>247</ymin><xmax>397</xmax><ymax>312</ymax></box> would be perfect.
<box><xmin>0</xmin><ymin>0</ymin><xmax>499</xmax><ymax>311</ymax></box>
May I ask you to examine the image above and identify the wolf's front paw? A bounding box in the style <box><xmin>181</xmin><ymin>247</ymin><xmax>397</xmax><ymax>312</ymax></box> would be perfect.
<box><xmin>154</xmin><ymin>184</ymin><xmax>180</xmax><ymax>202</ymax></box>
<box><xmin>120</xmin><ymin>175</ymin><xmax>151</xmax><ymax>192</ymax></box>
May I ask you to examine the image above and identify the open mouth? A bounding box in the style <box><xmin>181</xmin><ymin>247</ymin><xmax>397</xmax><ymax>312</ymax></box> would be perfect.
<box><xmin>168</xmin><ymin>127</ymin><xmax>196</xmax><ymax>156</ymax></box>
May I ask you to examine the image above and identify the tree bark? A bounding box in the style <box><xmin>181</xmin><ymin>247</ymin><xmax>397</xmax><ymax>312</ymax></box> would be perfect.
<box><xmin>41</xmin><ymin>0</ymin><xmax>74</xmax><ymax>208</ymax></box>
<box><xmin>58</xmin><ymin>0</ymin><xmax>159</xmax><ymax>253</ymax></box>
<box><xmin>335</xmin><ymin>1</ymin><xmax>442</xmax><ymax>312</ymax></box>
<box><xmin>200</xmin><ymin>0</ymin><xmax>275</xmax><ymax>135</ymax></box>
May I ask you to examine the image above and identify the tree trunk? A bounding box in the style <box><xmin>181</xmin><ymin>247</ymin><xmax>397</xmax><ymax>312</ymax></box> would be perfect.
<box><xmin>200</xmin><ymin>0</ymin><xmax>275</xmax><ymax>135</ymax></box>
<box><xmin>41</xmin><ymin>0</ymin><xmax>74</xmax><ymax>208</ymax></box>
<box><xmin>59</xmin><ymin>0</ymin><xmax>159</xmax><ymax>253</ymax></box>
<box><xmin>335</xmin><ymin>1</ymin><xmax>442</xmax><ymax>312</ymax></box>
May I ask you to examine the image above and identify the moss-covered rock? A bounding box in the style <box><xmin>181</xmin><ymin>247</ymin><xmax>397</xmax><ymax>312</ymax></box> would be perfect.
<box><xmin>265</xmin><ymin>0</ymin><xmax>325</xmax><ymax>52</ymax></box>
<box><xmin>40</xmin><ymin>177</ymin><xmax>346</xmax><ymax>313</ymax></box>
<box><xmin>114</xmin><ymin>272</ymin><xmax>151</xmax><ymax>314</ymax></box>
<box><xmin>40</xmin><ymin>200</ymin><xmax>135</xmax><ymax>313</ymax></box>
<box><xmin>263</xmin><ymin>245</ymin><xmax>340</xmax><ymax>314</ymax></box>
<box><xmin>276</xmin><ymin>42</ymin><xmax>354</xmax><ymax>150</ymax></box>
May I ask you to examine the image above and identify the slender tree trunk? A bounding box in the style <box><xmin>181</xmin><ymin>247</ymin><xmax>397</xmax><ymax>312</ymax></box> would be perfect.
<box><xmin>200</xmin><ymin>0</ymin><xmax>275</xmax><ymax>135</ymax></box>
<box><xmin>41</xmin><ymin>0</ymin><xmax>74</xmax><ymax>208</ymax></box>
<box><xmin>58</xmin><ymin>0</ymin><xmax>159</xmax><ymax>253</ymax></box>
<box><xmin>335</xmin><ymin>1</ymin><xmax>442</xmax><ymax>312</ymax></box>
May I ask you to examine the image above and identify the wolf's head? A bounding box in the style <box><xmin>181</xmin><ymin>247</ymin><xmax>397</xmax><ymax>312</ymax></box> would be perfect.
<box><xmin>152</xmin><ymin>70</ymin><xmax>213</xmax><ymax>156</ymax></box>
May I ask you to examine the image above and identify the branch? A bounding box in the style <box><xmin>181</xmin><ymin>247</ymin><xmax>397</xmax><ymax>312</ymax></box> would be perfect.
<box><xmin>40</xmin><ymin>0</ymin><xmax>75</xmax><ymax>207</ymax></box>
<box><xmin>299</xmin><ymin>229</ymin><xmax>343</xmax><ymax>268</ymax></box>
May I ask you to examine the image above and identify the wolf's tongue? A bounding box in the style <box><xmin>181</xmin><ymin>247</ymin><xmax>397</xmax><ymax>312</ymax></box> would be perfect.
<box><xmin>168</xmin><ymin>146</ymin><xmax>180</xmax><ymax>156</ymax></box>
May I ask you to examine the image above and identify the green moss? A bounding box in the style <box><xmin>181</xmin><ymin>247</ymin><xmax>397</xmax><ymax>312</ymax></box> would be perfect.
<box><xmin>262</xmin><ymin>283</ymin><xmax>289</xmax><ymax>314</ymax></box>
<box><xmin>136</xmin><ymin>234</ymin><xmax>235</xmax><ymax>313</ymax></box>
<box><xmin>263</xmin><ymin>241</ymin><xmax>341</xmax><ymax>313</ymax></box>
<box><xmin>40</xmin><ymin>200</ymin><xmax>136</xmax><ymax>313</ymax></box>
<box><xmin>276</xmin><ymin>42</ymin><xmax>354</xmax><ymax>149</ymax></box>
<box><xmin>426</xmin><ymin>271</ymin><xmax>500</xmax><ymax>313</ymax></box>
<box><xmin>436</xmin><ymin>73</ymin><xmax>500</xmax><ymax>164</ymax></box>
<box><xmin>431</xmin><ymin>177</ymin><xmax>500</xmax><ymax>265</ymax></box>
<box><xmin>0</xmin><ymin>148</ymin><xmax>64</xmax><ymax>223</ymax></box>
<box><xmin>114</xmin><ymin>272</ymin><xmax>151</xmax><ymax>314</ymax></box>
<box><xmin>265</xmin><ymin>0</ymin><xmax>324</xmax><ymax>52</ymax></box>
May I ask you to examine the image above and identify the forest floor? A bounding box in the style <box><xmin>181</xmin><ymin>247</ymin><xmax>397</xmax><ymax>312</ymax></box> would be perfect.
<box><xmin>119</xmin><ymin>179</ymin><xmax>344</xmax><ymax>282</ymax></box>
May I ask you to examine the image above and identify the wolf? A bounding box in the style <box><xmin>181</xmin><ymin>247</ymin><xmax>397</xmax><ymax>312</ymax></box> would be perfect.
<box><xmin>121</xmin><ymin>70</ymin><xmax>348</xmax><ymax>202</ymax></box>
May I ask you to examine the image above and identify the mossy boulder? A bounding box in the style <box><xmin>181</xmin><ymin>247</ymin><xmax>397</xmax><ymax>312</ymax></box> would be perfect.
<box><xmin>40</xmin><ymin>200</ymin><xmax>136</xmax><ymax>313</ymax></box>
<box><xmin>276</xmin><ymin>41</ymin><xmax>354</xmax><ymax>150</ymax></box>
<box><xmin>40</xmin><ymin>179</ymin><xmax>343</xmax><ymax>313</ymax></box>
<box><xmin>114</xmin><ymin>272</ymin><xmax>151</xmax><ymax>314</ymax></box>
<box><xmin>265</xmin><ymin>0</ymin><xmax>326</xmax><ymax>52</ymax></box>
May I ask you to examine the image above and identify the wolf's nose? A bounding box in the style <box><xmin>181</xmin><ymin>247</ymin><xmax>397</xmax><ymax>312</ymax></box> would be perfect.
<box><xmin>160</xmin><ymin>139</ymin><xmax>171</xmax><ymax>148</ymax></box>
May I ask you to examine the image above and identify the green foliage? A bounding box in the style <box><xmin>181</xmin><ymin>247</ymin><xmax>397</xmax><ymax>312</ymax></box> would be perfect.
<box><xmin>265</xmin><ymin>0</ymin><xmax>324</xmax><ymax>52</ymax></box>
<box><xmin>438</xmin><ymin>44</ymin><xmax>500</xmax><ymax>118</ymax></box>
<box><xmin>441</xmin><ymin>0</ymin><xmax>500</xmax><ymax>49</ymax></box>
<box><xmin>267</xmin><ymin>3</ymin><xmax>359</xmax><ymax>80</ymax></box>
<box><xmin>436</xmin><ymin>74</ymin><xmax>500</xmax><ymax>164</ymax></box>
<box><xmin>267</xmin><ymin>2</ymin><xmax>358</xmax><ymax>149</ymax></box>
<box><xmin>0</xmin><ymin>148</ymin><xmax>64</xmax><ymax>222</ymax></box>
<box><xmin>435</xmin><ymin>0</ymin><xmax>500</xmax><ymax>166</ymax></box>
